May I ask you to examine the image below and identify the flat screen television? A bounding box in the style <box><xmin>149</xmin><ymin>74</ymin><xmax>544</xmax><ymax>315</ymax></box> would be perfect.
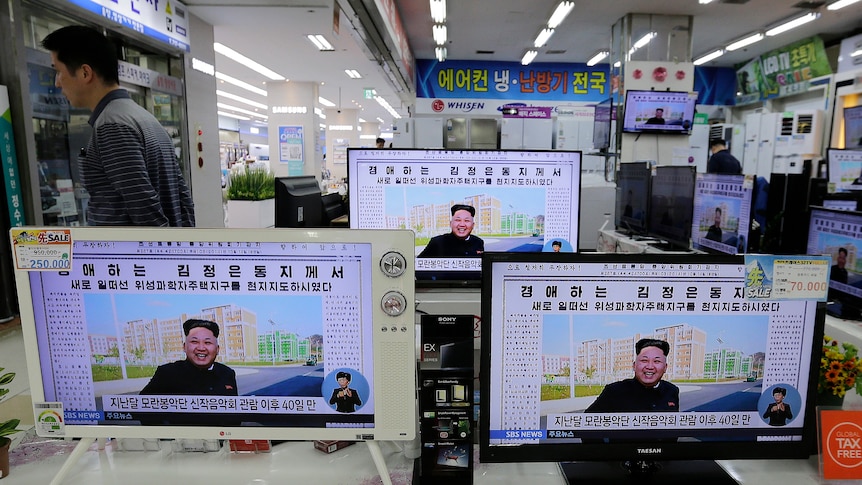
<box><xmin>614</xmin><ymin>162</ymin><xmax>651</xmax><ymax>236</ymax></box>
<box><xmin>11</xmin><ymin>227</ymin><xmax>417</xmax><ymax>448</ymax></box>
<box><xmin>480</xmin><ymin>252</ymin><xmax>825</xmax><ymax>484</ymax></box>
<box><xmin>592</xmin><ymin>98</ymin><xmax>613</xmax><ymax>151</ymax></box>
<box><xmin>806</xmin><ymin>207</ymin><xmax>862</xmax><ymax>320</ymax></box>
<box><xmin>826</xmin><ymin>148</ymin><xmax>862</xmax><ymax>193</ymax></box>
<box><xmin>275</xmin><ymin>175</ymin><xmax>325</xmax><ymax>228</ymax></box>
<box><xmin>622</xmin><ymin>90</ymin><xmax>697</xmax><ymax>135</ymax></box>
<box><xmin>347</xmin><ymin>148</ymin><xmax>582</xmax><ymax>285</ymax></box>
<box><xmin>843</xmin><ymin>105</ymin><xmax>862</xmax><ymax>149</ymax></box>
<box><xmin>691</xmin><ymin>173</ymin><xmax>753</xmax><ymax>255</ymax></box>
<box><xmin>647</xmin><ymin>165</ymin><xmax>696</xmax><ymax>250</ymax></box>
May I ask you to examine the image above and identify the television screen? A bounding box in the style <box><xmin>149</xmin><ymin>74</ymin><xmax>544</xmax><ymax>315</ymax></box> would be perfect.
<box><xmin>647</xmin><ymin>165</ymin><xmax>696</xmax><ymax>250</ymax></box>
<box><xmin>843</xmin><ymin>105</ymin><xmax>862</xmax><ymax>149</ymax></box>
<box><xmin>347</xmin><ymin>148</ymin><xmax>582</xmax><ymax>284</ymax></box>
<box><xmin>826</xmin><ymin>148</ymin><xmax>862</xmax><ymax>193</ymax></box>
<box><xmin>12</xmin><ymin>227</ymin><xmax>417</xmax><ymax>442</ymax></box>
<box><xmin>806</xmin><ymin>207</ymin><xmax>862</xmax><ymax>320</ymax></box>
<box><xmin>622</xmin><ymin>90</ymin><xmax>697</xmax><ymax>135</ymax></box>
<box><xmin>592</xmin><ymin>98</ymin><xmax>613</xmax><ymax>150</ymax></box>
<box><xmin>480</xmin><ymin>252</ymin><xmax>824</xmax><ymax>483</ymax></box>
<box><xmin>275</xmin><ymin>175</ymin><xmax>325</xmax><ymax>228</ymax></box>
<box><xmin>614</xmin><ymin>162</ymin><xmax>651</xmax><ymax>235</ymax></box>
<box><xmin>691</xmin><ymin>173</ymin><xmax>753</xmax><ymax>255</ymax></box>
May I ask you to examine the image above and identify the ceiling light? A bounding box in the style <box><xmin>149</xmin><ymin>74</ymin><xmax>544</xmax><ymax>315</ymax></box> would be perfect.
<box><xmin>433</xmin><ymin>24</ymin><xmax>447</xmax><ymax>46</ymax></box>
<box><xmin>375</xmin><ymin>96</ymin><xmax>401</xmax><ymax>119</ymax></box>
<box><xmin>216</xmin><ymin>90</ymin><xmax>267</xmax><ymax>110</ymax></box>
<box><xmin>827</xmin><ymin>0</ymin><xmax>861</xmax><ymax>10</ymax></box>
<box><xmin>318</xmin><ymin>97</ymin><xmax>336</xmax><ymax>107</ymax></box>
<box><xmin>534</xmin><ymin>28</ymin><xmax>555</xmax><ymax>48</ymax></box>
<box><xmin>216</xmin><ymin>102</ymin><xmax>268</xmax><ymax>120</ymax></box>
<box><xmin>436</xmin><ymin>47</ymin><xmax>447</xmax><ymax>62</ymax></box>
<box><xmin>521</xmin><ymin>50</ymin><xmax>538</xmax><ymax>65</ymax></box>
<box><xmin>726</xmin><ymin>32</ymin><xmax>764</xmax><ymax>51</ymax></box>
<box><xmin>213</xmin><ymin>43</ymin><xmax>285</xmax><ymax>80</ymax></box>
<box><xmin>547</xmin><ymin>1</ymin><xmax>574</xmax><ymax>29</ymax></box>
<box><xmin>191</xmin><ymin>58</ymin><xmax>214</xmax><ymax>76</ymax></box>
<box><xmin>693</xmin><ymin>49</ymin><xmax>725</xmax><ymax>65</ymax></box>
<box><xmin>217</xmin><ymin>111</ymin><xmax>250</xmax><ymax>121</ymax></box>
<box><xmin>586</xmin><ymin>51</ymin><xmax>609</xmax><ymax>66</ymax></box>
<box><xmin>765</xmin><ymin>12</ymin><xmax>819</xmax><ymax>37</ymax></box>
<box><xmin>377</xmin><ymin>117</ymin><xmax>385</xmax><ymax>123</ymax></box>
<box><xmin>699</xmin><ymin>0</ymin><xmax>716</xmax><ymax>4</ymax></box>
<box><xmin>630</xmin><ymin>31</ymin><xmax>656</xmax><ymax>54</ymax></box>
<box><xmin>613</xmin><ymin>60</ymin><xmax>621</xmax><ymax>68</ymax></box>
<box><xmin>215</xmin><ymin>72</ymin><xmax>268</xmax><ymax>97</ymax></box>
<box><xmin>430</xmin><ymin>0</ymin><xmax>446</xmax><ymax>23</ymax></box>
<box><xmin>345</xmin><ymin>69</ymin><xmax>362</xmax><ymax>79</ymax></box>
<box><xmin>307</xmin><ymin>34</ymin><xmax>334</xmax><ymax>51</ymax></box>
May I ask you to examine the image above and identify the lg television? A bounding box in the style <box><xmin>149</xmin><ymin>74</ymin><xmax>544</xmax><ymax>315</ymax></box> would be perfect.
<box><xmin>843</xmin><ymin>105</ymin><xmax>862</xmax><ymax>149</ymax></box>
<box><xmin>647</xmin><ymin>165</ymin><xmax>696</xmax><ymax>250</ymax></box>
<box><xmin>480</xmin><ymin>252</ymin><xmax>825</xmax><ymax>484</ymax></box>
<box><xmin>11</xmin><ymin>226</ymin><xmax>417</xmax><ymax>478</ymax></box>
<box><xmin>592</xmin><ymin>98</ymin><xmax>613</xmax><ymax>151</ymax></box>
<box><xmin>347</xmin><ymin>148</ymin><xmax>582</xmax><ymax>284</ymax></box>
<box><xmin>806</xmin><ymin>207</ymin><xmax>862</xmax><ymax>320</ymax></box>
<box><xmin>826</xmin><ymin>148</ymin><xmax>862</xmax><ymax>193</ymax></box>
<box><xmin>622</xmin><ymin>90</ymin><xmax>697</xmax><ymax>135</ymax></box>
<box><xmin>691</xmin><ymin>173</ymin><xmax>753</xmax><ymax>255</ymax></box>
<box><xmin>614</xmin><ymin>162</ymin><xmax>651</xmax><ymax>236</ymax></box>
<box><xmin>275</xmin><ymin>175</ymin><xmax>325</xmax><ymax>228</ymax></box>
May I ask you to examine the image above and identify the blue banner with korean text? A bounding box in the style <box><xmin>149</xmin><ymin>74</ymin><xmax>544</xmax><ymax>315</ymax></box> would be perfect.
<box><xmin>417</xmin><ymin>59</ymin><xmax>609</xmax><ymax>103</ymax></box>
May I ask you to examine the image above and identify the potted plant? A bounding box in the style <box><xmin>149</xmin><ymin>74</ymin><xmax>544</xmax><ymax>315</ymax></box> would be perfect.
<box><xmin>817</xmin><ymin>335</ymin><xmax>862</xmax><ymax>407</ymax></box>
<box><xmin>225</xmin><ymin>167</ymin><xmax>276</xmax><ymax>228</ymax></box>
<box><xmin>0</xmin><ymin>367</ymin><xmax>20</xmax><ymax>478</ymax></box>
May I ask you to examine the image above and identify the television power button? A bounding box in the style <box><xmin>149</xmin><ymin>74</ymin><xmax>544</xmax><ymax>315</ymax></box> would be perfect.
<box><xmin>379</xmin><ymin>251</ymin><xmax>407</xmax><ymax>277</ymax></box>
<box><xmin>381</xmin><ymin>291</ymin><xmax>407</xmax><ymax>316</ymax></box>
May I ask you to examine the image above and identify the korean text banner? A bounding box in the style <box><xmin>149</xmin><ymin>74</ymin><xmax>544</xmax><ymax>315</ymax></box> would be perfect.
<box><xmin>416</xmin><ymin>59</ymin><xmax>609</xmax><ymax>103</ymax></box>
<box><xmin>735</xmin><ymin>35</ymin><xmax>831</xmax><ymax>104</ymax></box>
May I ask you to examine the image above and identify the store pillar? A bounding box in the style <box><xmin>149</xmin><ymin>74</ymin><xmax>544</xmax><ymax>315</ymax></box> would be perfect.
<box><xmin>325</xmin><ymin>109</ymin><xmax>359</xmax><ymax>181</ymax></box>
<box><xmin>267</xmin><ymin>81</ymin><xmax>321</xmax><ymax>178</ymax></box>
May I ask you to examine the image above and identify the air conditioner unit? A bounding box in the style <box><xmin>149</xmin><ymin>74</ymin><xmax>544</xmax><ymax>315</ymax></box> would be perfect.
<box><xmin>774</xmin><ymin>110</ymin><xmax>824</xmax><ymax>174</ymax></box>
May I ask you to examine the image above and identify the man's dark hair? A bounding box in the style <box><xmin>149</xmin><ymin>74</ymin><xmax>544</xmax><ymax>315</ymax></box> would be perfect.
<box><xmin>41</xmin><ymin>25</ymin><xmax>120</xmax><ymax>85</ymax></box>
<box><xmin>839</xmin><ymin>247</ymin><xmax>848</xmax><ymax>256</ymax></box>
<box><xmin>715</xmin><ymin>207</ymin><xmax>722</xmax><ymax>215</ymax></box>
<box><xmin>183</xmin><ymin>319</ymin><xmax>220</xmax><ymax>338</ymax></box>
<box><xmin>336</xmin><ymin>371</ymin><xmax>351</xmax><ymax>381</ymax></box>
<box><xmin>773</xmin><ymin>386</ymin><xmax>786</xmax><ymax>396</ymax></box>
<box><xmin>376</xmin><ymin>137</ymin><xmax>385</xmax><ymax>144</ymax></box>
<box><xmin>552</xmin><ymin>240</ymin><xmax>562</xmax><ymax>247</ymax></box>
<box><xmin>709</xmin><ymin>139</ymin><xmax>727</xmax><ymax>150</ymax></box>
<box><xmin>635</xmin><ymin>338</ymin><xmax>670</xmax><ymax>356</ymax></box>
<box><xmin>655</xmin><ymin>108</ymin><xmax>663</xmax><ymax>114</ymax></box>
<box><xmin>451</xmin><ymin>204</ymin><xmax>475</xmax><ymax>217</ymax></box>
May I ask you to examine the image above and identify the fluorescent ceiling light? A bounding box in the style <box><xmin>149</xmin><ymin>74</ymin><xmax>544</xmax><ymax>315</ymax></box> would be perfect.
<box><xmin>693</xmin><ymin>49</ymin><xmax>725</xmax><ymax>66</ymax></box>
<box><xmin>430</xmin><ymin>0</ymin><xmax>446</xmax><ymax>23</ymax></box>
<box><xmin>377</xmin><ymin>117</ymin><xmax>384</xmax><ymax>123</ymax></box>
<box><xmin>318</xmin><ymin>97</ymin><xmax>336</xmax><ymax>107</ymax></box>
<box><xmin>547</xmin><ymin>1</ymin><xmax>574</xmax><ymax>28</ymax></box>
<box><xmin>631</xmin><ymin>32</ymin><xmax>656</xmax><ymax>52</ymax></box>
<box><xmin>359</xmin><ymin>134</ymin><xmax>378</xmax><ymax>140</ymax></box>
<box><xmin>215</xmin><ymin>72</ymin><xmax>268</xmax><ymax>97</ymax></box>
<box><xmin>699</xmin><ymin>0</ymin><xmax>716</xmax><ymax>4</ymax></box>
<box><xmin>307</xmin><ymin>34</ymin><xmax>334</xmax><ymax>51</ymax></box>
<box><xmin>586</xmin><ymin>51</ymin><xmax>609</xmax><ymax>66</ymax></box>
<box><xmin>216</xmin><ymin>102</ymin><xmax>268</xmax><ymax>120</ymax></box>
<box><xmin>375</xmin><ymin>96</ymin><xmax>401</xmax><ymax>119</ymax></box>
<box><xmin>613</xmin><ymin>60</ymin><xmax>621</xmax><ymax>68</ymax></box>
<box><xmin>725</xmin><ymin>32</ymin><xmax>764</xmax><ymax>51</ymax></box>
<box><xmin>217</xmin><ymin>111</ymin><xmax>250</xmax><ymax>121</ymax></box>
<box><xmin>436</xmin><ymin>47</ymin><xmax>447</xmax><ymax>62</ymax></box>
<box><xmin>828</xmin><ymin>0</ymin><xmax>861</xmax><ymax>10</ymax></box>
<box><xmin>521</xmin><ymin>50</ymin><xmax>538</xmax><ymax>65</ymax></box>
<box><xmin>345</xmin><ymin>69</ymin><xmax>362</xmax><ymax>79</ymax></box>
<box><xmin>216</xmin><ymin>90</ymin><xmax>267</xmax><ymax>110</ymax></box>
<box><xmin>191</xmin><ymin>58</ymin><xmax>214</xmax><ymax>76</ymax></box>
<box><xmin>765</xmin><ymin>12</ymin><xmax>819</xmax><ymax>37</ymax></box>
<box><xmin>213</xmin><ymin>43</ymin><xmax>285</xmax><ymax>80</ymax></box>
<box><xmin>249</xmin><ymin>127</ymin><xmax>259</xmax><ymax>134</ymax></box>
<box><xmin>534</xmin><ymin>28</ymin><xmax>555</xmax><ymax>48</ymax></box>
<box><xmin>433</xmin><ymin>24</ymin><xmax>447</xmax><ymax>45</ymax></box>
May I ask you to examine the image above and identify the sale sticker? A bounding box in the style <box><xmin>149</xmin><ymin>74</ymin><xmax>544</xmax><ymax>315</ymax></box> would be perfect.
<box><xmin>10</xmin><ymin>228</ymin><xmax>72</xmax><ymax>271</ymax></box>
<box><xmin>820</xmin><ymin>409</ymin><xmax>862</xmax><ymax>480</ymax></box>
<box><xmin>744</xmin><ymin>255</ymin><xmax>829</xmax><ymax>301</ymax></box>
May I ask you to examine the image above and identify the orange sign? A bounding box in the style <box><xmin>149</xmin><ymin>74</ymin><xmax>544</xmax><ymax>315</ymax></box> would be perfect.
<box><xmin>821</xmin><ymin>410</ymin><xmax>862</xmax><ymax>480</ymax></box>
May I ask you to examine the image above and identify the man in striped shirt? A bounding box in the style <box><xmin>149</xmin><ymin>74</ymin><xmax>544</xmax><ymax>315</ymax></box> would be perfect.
<box><xmin>41</xmin><ymin>26</ymin><xmax>195</xmax><ymax>227</ymax></box>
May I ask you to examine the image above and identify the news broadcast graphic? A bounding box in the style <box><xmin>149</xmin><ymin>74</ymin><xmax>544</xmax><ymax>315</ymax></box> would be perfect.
<box><xmin>691</xmin><ymin>173</ymin><xmax>753</xmax><ymax>255</ymax></box>
<box><xmin>827</xmin><ymin>148</ymin><xmax>862</xmax><ymax>193</ymax></box>
<box><xmin>480</xmin><ymin>252</ymin><xmax>824</xmax><ymax>481</ymax></box>
<box><xmin>347</xmin><ymin>149</ymin><xmax>582</xmax><ymax>283</ymax></box>
<box><xmin>622</xmin><ymin>90</ymin><xmax>697</xmax><ymax>135</ymax></box>
<box><xmin>11</xmin><ymin>227</ymin><xmax>417</xmax><ymax>442</ymax></box>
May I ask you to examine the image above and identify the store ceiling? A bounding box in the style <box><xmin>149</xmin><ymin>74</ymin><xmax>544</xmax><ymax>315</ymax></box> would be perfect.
<box><xmin>186</xmin><ymin>0</ymin><xmax>862</xmax><ymax>132</ymax></box>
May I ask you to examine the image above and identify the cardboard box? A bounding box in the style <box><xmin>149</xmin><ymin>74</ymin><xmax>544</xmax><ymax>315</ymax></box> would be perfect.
<box><xmin>313</xmin><ymin>440</ymin><xmax>356</xmax><ymax>454</ymax></box>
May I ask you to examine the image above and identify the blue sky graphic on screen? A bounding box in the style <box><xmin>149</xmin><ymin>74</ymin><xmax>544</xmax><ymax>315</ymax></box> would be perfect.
<box><xmin>827</xmin><ymin>148</ymin><xmax>862</xmax><ymax>193</ymax></box>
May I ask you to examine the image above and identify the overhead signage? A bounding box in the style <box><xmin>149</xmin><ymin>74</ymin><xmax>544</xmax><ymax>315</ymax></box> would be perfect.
<box><xmin>0</xmin><ymin>85</ymin><xmax>24</xmax><ymax>227</ymax></box>
<box><xmin>65</xmin><ymin>0</ymin><xmax>190</xmax><ymax>52</ymax></box>
<box><xmin>118</xmin><ymin>61</ymin><xmax>183</xmax><ymax>96</ymax></box>
<box><xmin>735</xmin><ymin>36</ymin><xmax>831</xmax><ymax>105</ymax></box>
<box><xmin>501</xmin><ymin>106</ymin><xmax>552</xmax><ymax>119</ymax></box>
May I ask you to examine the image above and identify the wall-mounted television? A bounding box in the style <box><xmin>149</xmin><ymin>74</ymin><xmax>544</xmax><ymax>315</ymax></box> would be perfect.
<box><xmin>275</xmin><ymin>175</ymin><xmax>325</xmax><ymax>228</ymax></box>
<box><xmin>806</xmin><ymin>207</ymin><xmax>862</xmax><ymax>320</ymax></box>
<box><xmin>592</xmin><ymin>98</ymin><xmax>613</xmax><ymax>151</ymax></box>
<box><xmin>614</xmin><ymin>161</ymin><xmax>651</xmax><ymax>236</ymax></box>
<box><xmin>647</xmin><ymin>165</ymin><xmax>696</xmax><ymax>250</ymax></box>
<box><xmin>691</xmin><ymin>173</ymin><xmax>753</xmax><ymax>255</ymax></box>
<box><xmin>826</xmin><ymin>148</ymin><xmax>862</xmax><ymax>193</ymax></box>
<box><xmin>480</xmin><ymin>252</ymin><xmax>824</xmax><ymax>483</ymax></box>
<box><xmin>843</xmin><ymin>105</ymin><xmax>862</xmax><ymax>149</ymax></box>
<box><xmin>622</xmin><ymin>90</ymin><xmax>697</xmax><ymax>135</ymax></box>
<box><xmin>347</xmin><ymin>148</ymin><xmax>582</xmax><ymax>285</ymax></box>
<box><xmin>12</xmin><ymin>227</ymin><xmax>417</xmax><ymax>446</ymax></box>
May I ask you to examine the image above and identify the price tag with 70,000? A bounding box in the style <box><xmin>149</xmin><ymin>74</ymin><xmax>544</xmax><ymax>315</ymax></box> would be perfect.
<box><xmin>744</xmin><ymin>255</ymin><xmax>829</xmax><ymax>301</ymax></box>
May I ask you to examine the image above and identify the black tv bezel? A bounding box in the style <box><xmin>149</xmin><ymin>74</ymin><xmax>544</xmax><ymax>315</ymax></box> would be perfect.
<box><xmin>622</xmin><ymin>90</ymin><xmax>696</xmax><ymax>136</ymax></box>
<box><xmin>614</xmin><ymin>161</ymin><xmax>652</xmax><ymax>235</ymax></box>
<box><xmin>274</xmin><ymin>175</ymin><xmax>325</xmax><ymax>228</ymax></box>
<box><xmin>592</xmin><ymin>97</ymin><xmax>613</xmax><ymax>151</ymax></box>
<box><xmin>843</xmin><ymin>105</ymin><xmax>862</xmax><ymax>149</ymax></box>
<box><xmin>807</xmin><ymin>205</ymin><xmax>862</xmax><ymax>318</ymax></box>
<box><xmin>479</xmin><ymin>251</ymin><xmax>825</xmax><ymax>464</ymax></box>
<box><xmin>826</xmin><ymin>147</ymin><xmax>862</xmax><ymax>193</ymax></box>
<box><xmin>647</xmin><ymin>165</ymin><xmax>696</xmax><ymax>250</ymax></box>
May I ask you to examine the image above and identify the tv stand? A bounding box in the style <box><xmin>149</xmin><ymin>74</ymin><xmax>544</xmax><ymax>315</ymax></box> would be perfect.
<box><xmin>559</xmin><ymin>460</ymin><xmax>738</xmax><ymax>484</ymax></box>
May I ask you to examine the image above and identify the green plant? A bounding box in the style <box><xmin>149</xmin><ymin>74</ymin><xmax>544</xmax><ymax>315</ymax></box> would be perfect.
<box><xmin>819</xmin><ymin>335</ymin><xmax>862</xmax><ymax>398</ymax></box>
<box><xmin>225</xmin><ymin>167</ymin><xmax>276</xmax><ymax>201</ymax></box>
<box><xmin>0</xmin><ymin>367</ymin><xmax>20</xmax><ymax>446</ymax></box>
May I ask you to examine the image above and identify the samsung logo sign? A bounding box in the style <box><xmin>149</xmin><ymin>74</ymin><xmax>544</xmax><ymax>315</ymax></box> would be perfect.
<box><xmin>637</xmin><ymin>448</ymin><xmax>662</xmax><ymax>454</ymax></box>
